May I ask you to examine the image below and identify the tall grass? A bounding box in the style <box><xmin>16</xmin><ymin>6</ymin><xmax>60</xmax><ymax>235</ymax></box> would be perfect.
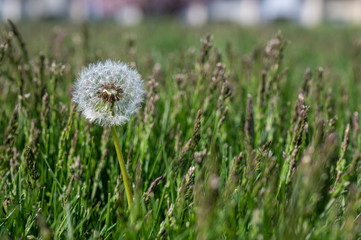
<box><xmin>1</xmin><ymin>20</ymin><xmax>361</xmax><ymax>239</ymax></box>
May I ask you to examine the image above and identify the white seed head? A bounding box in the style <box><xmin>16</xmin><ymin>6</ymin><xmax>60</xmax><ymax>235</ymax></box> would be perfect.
<box><xmin>72</xmin><ymin>60</ymin><xmax>145</xmax><ymax>126</ymax></box>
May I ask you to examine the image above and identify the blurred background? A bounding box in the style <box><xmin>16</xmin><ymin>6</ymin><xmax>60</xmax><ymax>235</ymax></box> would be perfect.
<box><xmin>1</xmin><ymin>0</ymin><xmax>361</xmax><ymax>27</ymax></box>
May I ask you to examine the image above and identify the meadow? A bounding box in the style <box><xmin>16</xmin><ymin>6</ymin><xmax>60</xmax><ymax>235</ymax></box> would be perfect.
<box><xmin>1</xmin><ymin>19</ymin><xmax>361</xmax><ymax>239</ymax></box>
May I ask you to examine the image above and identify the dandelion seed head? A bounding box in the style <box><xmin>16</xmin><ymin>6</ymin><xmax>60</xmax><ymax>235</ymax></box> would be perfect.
<box><xmin>73</xmin><ymin>60</ymin><xmax>145</xmax><ymax>126</ymax></box>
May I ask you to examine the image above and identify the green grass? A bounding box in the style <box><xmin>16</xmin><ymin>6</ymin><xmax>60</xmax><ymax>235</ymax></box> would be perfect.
<box><xmin>1</xmin><ymin>19</ymin><xmax>361</xmax><ymax>239</ymax></box>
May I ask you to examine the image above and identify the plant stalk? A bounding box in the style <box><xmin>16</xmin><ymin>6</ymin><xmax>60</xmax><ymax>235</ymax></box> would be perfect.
<box><xmin>110</xmin><ymin>126</ymin><xmax>133</xmax><ymax>208</ymax></box>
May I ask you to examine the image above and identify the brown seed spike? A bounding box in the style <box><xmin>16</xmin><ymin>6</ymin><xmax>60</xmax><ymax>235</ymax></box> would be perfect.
<box><xmin>96</xmin><ymin>83</ymin><xmax>124</xmax><ymax>103</ymax></box>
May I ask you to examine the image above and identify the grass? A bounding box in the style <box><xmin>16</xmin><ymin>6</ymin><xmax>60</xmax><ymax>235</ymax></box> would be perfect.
<box><xmin>1</xmin><ymin>19</ymin><xmax>361</xmax><ymax>239</ymax></box>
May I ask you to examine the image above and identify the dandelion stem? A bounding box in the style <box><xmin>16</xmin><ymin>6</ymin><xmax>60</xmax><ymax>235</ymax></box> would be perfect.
<box><xmin>111</xmin><ymin>126</ymin><xmax>133</xmax><ymax>208</ymax></box>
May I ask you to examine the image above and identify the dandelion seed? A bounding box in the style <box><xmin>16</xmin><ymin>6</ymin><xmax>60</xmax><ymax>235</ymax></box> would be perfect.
<box><xmin>73</xmin><ymin>60</ymin><xmax>145</xmax><ymax>126</ymax></box>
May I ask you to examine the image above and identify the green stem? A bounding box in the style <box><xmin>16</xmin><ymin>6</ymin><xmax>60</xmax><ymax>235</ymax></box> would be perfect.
<box><xmin>110</xmin><ymin>126</ymin><xmax>133</xmax><ymax>208</ymax></box>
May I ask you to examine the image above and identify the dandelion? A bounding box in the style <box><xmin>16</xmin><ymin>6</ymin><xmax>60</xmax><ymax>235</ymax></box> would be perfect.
<box><xmin>73</xmin><ymin>60</ymin><xmax>145</xmax><ymax>208</ymax></box>
<box><xmin>73</xmin><ymin>60</ymin><xmax>145</xmax><ymax>126</ymax></box>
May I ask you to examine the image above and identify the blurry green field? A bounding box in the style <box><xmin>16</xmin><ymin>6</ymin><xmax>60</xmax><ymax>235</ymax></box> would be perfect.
<box><xmin>1</xmin><ymin>20</ymin><xmax>361</xmax><ymax>239</ymax></box>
